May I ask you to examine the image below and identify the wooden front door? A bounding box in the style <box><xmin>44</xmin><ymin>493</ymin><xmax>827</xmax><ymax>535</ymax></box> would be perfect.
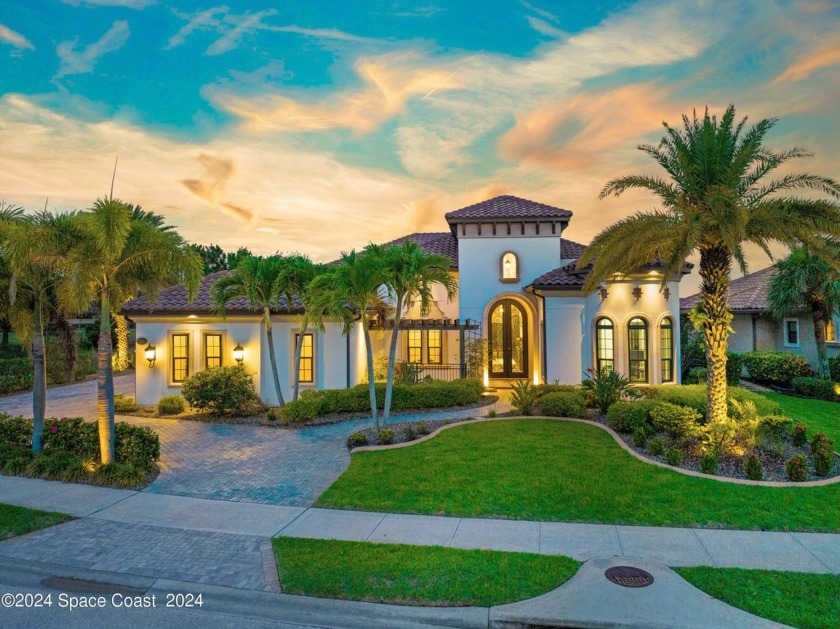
<box><xmin>489</xmin><ymin>299</ymin><xmax>528</xmax><ymax>378</ymax></box>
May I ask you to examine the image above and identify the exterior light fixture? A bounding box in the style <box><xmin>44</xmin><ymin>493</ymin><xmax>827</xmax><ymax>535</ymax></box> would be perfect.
<box><xmin>145</xmin><ymin>345</ymin><xmax>156</xmax><ymax>368</ymax></box>
<box><xmin>632</xmin><ymin>285</ymin><xmax>643</xmax><ymax>300</ymax></box>
<box><xmin>233</xmin><ymin>343</ymin><xmax>245</xmax><ymax>365</ymax></box>
<box><xmin>599</xmin><ymin>285</ymin><xmax>608</xmax><ymax>300</ymax></box>
<box><xmin>663</xmin><ymin>287</ymin><xmax>671</xmax><ymax>300</ymax></box>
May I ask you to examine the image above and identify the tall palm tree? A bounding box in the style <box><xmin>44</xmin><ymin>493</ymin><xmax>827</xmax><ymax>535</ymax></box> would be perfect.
<box><xmin>580</xmin><ymin>106</ymin><xmax>840</xmax><ymax>423</ymax></box>
<box><xmin>62</xmin><ymin>198</ymin><xmax>202</xmax><ymax>463</ymax></box>
<box><xmin>1</xmin><ymin>209</ymin><xmax>80</xmax><ymax>452</ymax></box>
<box><xmin>211</xmin><ymin>255</ymin><xmax>288</xmax><ymax>407</ymax></box>
<box><xmin>309</xmin><ymin>249</ymin><xmax>387</xmax><ymax>430</ymax></box>
<box><xmin>768</xmin><ymin>246</ymin><xmax>840</xmax><ymax>379</ymax></box>
<box><xmin>274</xmin><ymin>254</ymin><xmax>328</xmax><ymax>401</ymax></box>
<box><xmin>378</xmin><ymin>241</ymin><xmax>457</xmax><ymax>423</ymax></box>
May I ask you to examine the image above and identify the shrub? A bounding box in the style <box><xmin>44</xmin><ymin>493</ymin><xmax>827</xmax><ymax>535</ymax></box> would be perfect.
<box><xmin>700</xmin><ymin>452</ymin><xmax>718</xmax><ymax>475</ymax></box>
<box><xmin>605</xmin><ymin>400</ymin><xmax>658</xmax><ymax>433</ymax></box>
<box><xmin>487</xmin><ymin>409</ymin><xmax>497</xmax><ymax>418</ymax></box>
<box><xmin>648</xmin><ymin>437</ymin><xmax>664</xmax><ymax>456</ymax></box>
<box><xmin>582</xmin><ymin>368</ymin><xmax>630</xmax><ymax>414</ymax></box>
<box><xmin>25</xmin><ymin>455</ymin><xmax>51</xmax><ymax>478</ymax></box>
<box><xmin>829</xmin><ymin>356</ymin><xmax>840</xmax><ymax>383</ymax></box>
<box><xmin>726</xmin><ymin>352</ymin><xmax>744</xmax><ymax>386</ymax></box>
<box><xmin>115</xmin><ymin>423</ymin><xmax>160</xmax><ymax>472</ymax></box>
<box><xmin>279</xmin><ymin>397</ymin><xmax>322</xmax><ymax>423</ymax></box>
<box><xmin>266</xmin><ymin>408</ymin><xmax>278</xmax><ymax>421</ymax></box>
<box><xmin>646</xmin><ymin>385</ymin><xmax>780</xmax><ymax>417</ymax></box>
<box><xmin>415</xmin><ymin>421</ymin><xmax>431</xmax><ymax>436</ymax></box>
<box><xmin>742</xmin><ymin>351</ymin><xmax>812</xmax><ymax>386</ymax></box>
<box><xmin>744</xmin><ymin>454</ymin><xmax>764</xmax><ymax>481</ymax></box>
<box><xmin>158</xmin><ymin>395</ymin><xmax>186</xmax><ymax>416</ymax></box>
<box><xmin>792</xmin><ymin>423</ymin><xmax>808</xmax><ymax>447</ymax></box>
<box><xmin>91</xmin><ymin>462</ymin><xmax>147</xmax><ymax>489</ymax></box>
<box><xmin>791</xmin><ymin>377</ymin><xmax>838</xmax><ymax>401</ymax></box>
<box><xmin>0</xmin><ymin>413</ymin><xmax>37</xmax><ymax>446</ymax></box>
<box><xmin>42</xmin><ymin>417</ymin><xmax>97</xmax><ymax>455</ymax></box>
<box><xmin>114</xmin><ymin>394</ymin><xmax>139</xmax><ymax>413</ymax></box>
<box><xmin>686</xmin><ymin>366</ymin><xmax>707</xmax><ymax>384</ymax></box>
<box><xmin>0</xmin><ymin>358</ymin><xmax>33</xmax><ymax>394</ymax></box>
<box><xmin>756</xmin><ymin>415</ymin><xmax>793</xmax><ymax>455</ymax></box>
<box><xmin>664</xmin><ymin>447</ymin><xmax>682</xmax><ymax>466</ymax></box>
<box><xmin>786</xmin><ymin>454</ymin><xmax>808</xmax><ymax>482</ymax></box>
<box><xmin>182</xmin><ymin>366</ymin><xmax>261</xmax><ymax>416</ymax></box>
<box><xmin>650</xmin><ymin>402</ymin><xmax>702</xmax><ymax>443</ymax></box>
<box><xmin>346</xmin><ymin>432</ymin><xmax>369</xmax><ymax>449</ymax></box>
<box><xmin>702</xmin><ymin>420</ymin><xmax>737</xmax><ymax>458</ymax></box>
<box><xmin>404</xmin><ymin>424</ymin><xmax>417</xmax><ymax>441</ymax></box>
<box><xmin>510</xmin><ymin>380</ymin><xmax>538</xmax><ymax>416</ymax></box>
<box><xmin>377</xmin><ymin>429</ymin><xmax>396</xmax><ymax>445</ymax></box>
<box><xmin>4</xmin><ymin>456</ymin><xmax>31</xmax><ymax>475</ymax></box>
<box><xmin>811</xmin><ymin>433</ymin><xmax>836</xmax><ymax>477</ymax></box>
<box><xmin>632</xmin><ymin>427</ymin><xmax>647</xmax><ymax>448</ymax></box>
<box><xmin>539</xmin><ymin>392</ymin><xmax>588</xmax><ymax>418</ymax></box>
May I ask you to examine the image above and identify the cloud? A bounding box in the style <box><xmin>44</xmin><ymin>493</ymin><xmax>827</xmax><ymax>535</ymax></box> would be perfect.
<box><xmin>772</xmin><ymin>37</ymin><xmax>840</xmax><ymax>84</ymax></box>
<box><xmin>55</xmin><ymin>20</ymin><xmax>130</xmax><ymax>78</ymax></box>
<box><xmin>61</xmin><ymin>0</ymin><xmax>155</xmax><ymax>8</ymax></box>
<box><xmin>165</xmin><ymin>6</ymin><xmax>228</xmax><ymax>50</ymax></box>
<box><xmin>178</xmin><ymin>153</ymin><xmax>255</xmax><ymax>222</ymax></box>
<box><xmin>205</xmin><ymin>9</ymin><xmax>277</xmax><ymax>56</ymax></box>
<box><xmin>0</xmin><ymin>22</ymin><xmax>35</xmax><ymax>53</ymax></box>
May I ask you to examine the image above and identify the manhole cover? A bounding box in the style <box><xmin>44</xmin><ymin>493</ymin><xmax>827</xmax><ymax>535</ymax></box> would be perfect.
<box><xmin>604</xmin><ymin>566</ymin><xmax>654</xmax><ymax>588</ymax></box>
<box><xmin>40</xmin><ymin>577</ymin><xmax>146</xmax><ymax>596</ymax></box>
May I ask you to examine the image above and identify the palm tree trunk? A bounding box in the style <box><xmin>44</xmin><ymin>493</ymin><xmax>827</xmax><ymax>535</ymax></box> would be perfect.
<box><xmin>292</xmin><ymin>322</ymin><xmax>307</xmax><ymax>401</ymax></box>
<box><xmin>114</xmin><ymin>314</ymin><xmax>130</xmax><ymax>372</ymax></box>
<box><xmin>699</xmin><ymin>246</ymin><xmax>732</xmax><ymax>424</ymax></box>
<box><xmin>31</xmin><ymin>299</ymin><xmax>46</xmax><ymax>453</ymax></box>
<box><xmin>383</xmin><ymin>295</ymin><xmax>403</xmax><ymax>424</ymax></box>
<box><xmin>361</xmin><ymin>314</ymin><xmax>379</xmax><ymax>431</ymax></box>
<box><xmin>97</xmin><ymin>287</ymin><xmax>116</xmax><ymax>464</ymax></box>
<box><xmin>264</xmin><ymin>308</ymin><xmax>285</xmax><ymax>406</ymax></box>
<box><xmin>812</xmin><ymin>307</ymin><xmax>830</xmax><ymax>379</ymax></box>
<box><xmin>54</xmin><ymin>313</ymin><xmax>77</xmax><ymax>383</ymax></box>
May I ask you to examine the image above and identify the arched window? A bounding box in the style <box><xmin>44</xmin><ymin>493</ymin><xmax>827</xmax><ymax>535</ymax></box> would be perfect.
<box><xmin>627</xmin><ymin>317</ymin><xmax>649</xmax><ymax>383</ymax></box>
<box><xmin>594</xmin><ymin>318</ymin><xmax>614</xmax><ymax>373</ymax></box>
<box><xmin>500</xmin><ymin>252</ymin><xmax>519</xmax><ymax>281</ymax></box>
<box><xmin>660</xmin><ymin>317</ymin><xmax>674</xmax><ymax>382</ymax></box>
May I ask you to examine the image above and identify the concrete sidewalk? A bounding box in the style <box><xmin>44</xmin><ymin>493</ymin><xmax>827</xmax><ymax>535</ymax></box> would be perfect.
<box><xmin>1</xmin><ymin>476</ymin><xmax>838</xmax><ymax>574</ymax></box>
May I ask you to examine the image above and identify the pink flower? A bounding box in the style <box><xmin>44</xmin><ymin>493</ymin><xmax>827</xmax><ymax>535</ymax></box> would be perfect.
<box><xmin>50</xmin><ymin>425</ymin><xmax>58</xmax><ymax>433</ymax></box>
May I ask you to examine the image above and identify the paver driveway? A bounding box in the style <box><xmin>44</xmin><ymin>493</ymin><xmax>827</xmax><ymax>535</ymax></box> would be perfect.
<box><xmin>0</xmin><ymin>374</ymin><xmax>497</xmax><ymax>506</ymax></box>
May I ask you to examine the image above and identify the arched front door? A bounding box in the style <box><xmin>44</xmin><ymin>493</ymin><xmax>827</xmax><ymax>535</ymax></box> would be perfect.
<box><xmin>489</xmin><ymin>299</ymin><xmax>528</xmax><ymax>378</ymax></box>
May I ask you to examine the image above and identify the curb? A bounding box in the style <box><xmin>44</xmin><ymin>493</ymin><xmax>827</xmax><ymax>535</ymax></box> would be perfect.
<box><xmin>352</xmin><ymin>415</ymin><xmax>840</xmax><ymax>488</ymax></box>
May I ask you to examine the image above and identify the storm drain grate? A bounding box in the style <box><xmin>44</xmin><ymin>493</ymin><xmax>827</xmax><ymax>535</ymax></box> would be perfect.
<box><xmin>604</xmin><ymin>566</ymin><xmax>654</xmax><ymax>588</ymax></box>
<box><xmin>40</xmin><ymin>576</ymin><xmax>146</xmax><ymax>596</ymax></box>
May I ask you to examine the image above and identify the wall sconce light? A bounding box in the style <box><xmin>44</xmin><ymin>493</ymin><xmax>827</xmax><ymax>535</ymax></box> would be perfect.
<box><xmin>663</xmin><ymin>287</ymin><xmax>671</xmax><ymax>300</ymax></box>
<box><xmin>145</xmin><ymin>345</ymin><xmax>156</xmax><ymax>368</ymax></box>
<box><xmin>233</xmin><ymin>343</ymin><xmax>245</xmax><ymax>365</ymax></box>
<box><xmin>599</xmin><ymin>285</ymin><xmax>609</xmax><ymax>300</ymax></box>
<box><xmin>632</xmin><ymin>285</ymin><xmax>643</xmax><ymax>300</ymax></box>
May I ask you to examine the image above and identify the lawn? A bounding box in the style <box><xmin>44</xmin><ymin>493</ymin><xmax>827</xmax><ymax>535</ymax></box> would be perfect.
<box><xmin>0</xmin><ymin>503</ymin><xmax>72</xmax><ymax>541</ymax></box>
<box><xmin>272</xmin><ymin>537</ymin><xmax>580</xmax><ymax>606</ymax></box>
<box><xmin>677</xmin><ymin>567</ymin><xmax>840</xmax><ymax>629</ymax></box>
<box><xmin>763</xmin><ymin>393</ymin><xmax>839</xmax><ymax>450</ymax></box>
<box><xmin>316</xmin><ymin>419</ymin><xmax>840</xmax><ymax>532</ymax></box>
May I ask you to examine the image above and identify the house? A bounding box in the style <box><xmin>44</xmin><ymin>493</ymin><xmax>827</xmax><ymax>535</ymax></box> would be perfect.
<box><xmin>680</xmin><ymin>266</ymin><xmax>840</xmax><ymax>369</ymax></box>
<box><xmin>122</xmin><ymin>196</ymin><xmax>691</xmax><ymax>407</ymax></box>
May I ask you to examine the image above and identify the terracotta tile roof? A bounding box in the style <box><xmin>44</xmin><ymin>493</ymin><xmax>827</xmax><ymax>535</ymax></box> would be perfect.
<box><xmin>561</xmin><ymin>238</ymin><xmax>587</xmax><ymax>260</ymax></box>
<box><xmin>680</xmin><ymin>266</ymin><xmax>777</xmax><ymax>312</ymax></box>
<box><xmin>122</xmin><ymin>271</ymin><xmax>304</xmax><ymax>315</ymax></box>
<box><xmin>445</xmin><ymin>195</ymin><xmax>572</xmax><ymax>224</ymax></box>
<box><xmin>530</xmin><ymin>260</ymin><xmax>588</xmax><ymax>288</ymax></box>
<box><xmin>378</xmin><ymin>232</ymin><xmax>458</xmax><ymax>268</ymax></box>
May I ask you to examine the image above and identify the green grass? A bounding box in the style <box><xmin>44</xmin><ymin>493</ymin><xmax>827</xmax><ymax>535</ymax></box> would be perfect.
<box><xmin>0</xmin><ymin>503</ymin><xmax>72</xmax><ymax>541</ymax></box>
<box><xmin>677</xmin><ymin>567</ymin><xmax>840</xmax><ymax>629</ymax></box>
<box><xmin>272</xmin><ymin>537</ymin><xmax>580</xmax><ymax>607</ymax></box>
<box><xmin>316</xmin><ymin>419</ymin><xmax>840</xmax><ymax>532</ymax></box>
<box><xmin>763</xmin><ymin>393</ymin><xmax>840</xmax><ymax>449</ymax></box>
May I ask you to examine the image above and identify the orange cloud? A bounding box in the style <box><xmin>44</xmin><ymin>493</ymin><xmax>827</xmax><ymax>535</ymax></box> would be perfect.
<box><xmin>773</xmin><ymin>38</ymin><xmax>840</xmax><ymax>84</ymax></box>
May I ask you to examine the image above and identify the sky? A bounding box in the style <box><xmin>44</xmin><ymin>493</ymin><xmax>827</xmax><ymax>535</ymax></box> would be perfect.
<box><xmin>1</xmin><ymin>0</ymin><xmax>839</xmax><ymax>296</ymax></box>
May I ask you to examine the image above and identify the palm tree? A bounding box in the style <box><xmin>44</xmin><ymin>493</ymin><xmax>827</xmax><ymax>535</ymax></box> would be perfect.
<box><xmin>62</xmin><ymin>198</ymin><xmax>202</xmax><ymax>463</ymax></box>
<box><xmin>768</xmin><ymin>246</ymin><xmax>840</xmax><ymax>379</ymax></box>
<box><xmin>274</xmin><ymin>255</ymin><xmax>328</xmax><ymax>401</ymax></box>
<box><xmin>309</xmin><ymin>249</ymin><xmax>387</xmax><ymax>430</ymax></box>
<box><xmin>211</xmin><ymin>255</ymin><xmax>288</xmax><ymax>407</ymax></box>
<box><xmin>579</xmin><ymin>106</ymin><xmax>840</xmax><ymax>423</ymax></box>
<box><xmin>1</xmin><ymin>208</ymin><xmax>80</xmax><ymax>452</ymax></box>
<box><xmin>378</xmin><ymin>241</ymin><xmax>457</xmax><ymax>423</ymax></box>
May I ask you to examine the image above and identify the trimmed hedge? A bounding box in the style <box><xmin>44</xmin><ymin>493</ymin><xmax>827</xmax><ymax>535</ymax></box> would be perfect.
<box><xmin>181</xmin><ymin>366</ymin><xmax>262</xmax><ymax>415</ymax></box>
<box><xmin>158</xmin><ymin>395</ymin><xmax>186</xmax><ymax>416</ymax></box>
<box><xmin>605</xmin><ymin>400</ymin><xmax>659</xmax><ymax>433</ymax></box>
<box><xmin>726</xmin><ymin>352</ymin><xmax>744</xmax><ymax>386</ymax></box>
<box><xmin>649</xmin><ymin>402</ymin><xmax>702</xmax><ymax>443</ymax></box>
<box><xmin>830</xmin><ymin>357</ymin><xmax>840</xmax><ymax>383</ymax></box>
<box><xmin>539</xmin><ymin>392</ymin><xmax>587</xmax><ymax>418</ymax></box>
<box><xmin>645</xmin><ymin>384</ymin><xmax>780</xmax><ymax>417</ymax></box>
<box><xmin>791</xmin><ymin>377</ymin><xmax>838</xmax><ymax>402</ymax></box>
<box><xmin>280</xmin><ymin>379</ymin><xmax>484</xmax><ymax>423</ymax></box>
<box><xmin>741</xmin><ymin>351</ymin><xmax>812</xmax><ymax>386</ymax></box>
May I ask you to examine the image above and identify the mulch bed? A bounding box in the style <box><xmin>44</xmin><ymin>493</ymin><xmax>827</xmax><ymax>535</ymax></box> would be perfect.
<box><xmin>350</xmin><ymin>416</ymin><xmax>485</xmax><ymax>448</ymax></box>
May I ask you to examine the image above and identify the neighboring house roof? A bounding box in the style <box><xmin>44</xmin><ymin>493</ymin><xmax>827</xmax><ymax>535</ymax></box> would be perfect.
<box><xmin>680</xmin><ymin>266</ymin><xmax>777</xmax><ymax>312</ymax></box>
<box><xmin>378</xmin><ymin>231</ymin><xmax>459</xmax><ymax>268</ymax></box>
<box><xmin>121</xmin><ymin>270</ymin><xmax>304</xmax><ymax>316</ymax></box>
<box><xmin>444</xmin><ymin>195</ymin><xmax>572</xmax><ymax>232</ymax></box>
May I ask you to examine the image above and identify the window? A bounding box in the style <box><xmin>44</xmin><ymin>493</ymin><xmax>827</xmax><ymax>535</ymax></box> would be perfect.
<box><xmin>407</xmin><ymin>330</ymin><xmax>423</xmax><ymax>363</ymax></box>
<box><xmin>500</xmin><ymin>252</ymin><xmax>519</xmax><ymax>281</ymax></box>
<box><xmin>427</xmin><ymin>330</ymin><xmax>443</xmax><ymax>364</ymax></box>
<box><xmin>594</xmin><ymin>318</ymin><xmax>614</xmax><ymax>373</ymax></box>
<box><xmin>171</xmin><ymin>333</ymin><xmax>190</xmax><ymax>383</ymax></box>
<box><xmin>295</xmin><ymin>333</ymin><xmax>314</xmax><ymax>384</ymax></box>
<box><xmin>784</xmin><ymin>319</ymin><xmax>800</xmax><ymax>347</ymax></box>
<box><xmin>204</xmin><ymin>333</ymin><xmax>223</xmax><ymax>369</ymax></box>
<box><xmin>627</xmin><ymin>317</ymin><xmax>649</xmax><ymax>383</ymax></box>
<box><xmin>826</xmin><ymin>318</ymin><xmax>836</xmax><ymax>343</ymax></box>
<box><xmin>660</xmin><ymin>317</ymin><xmax>674</xmax><ymax>383</ymax></box>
